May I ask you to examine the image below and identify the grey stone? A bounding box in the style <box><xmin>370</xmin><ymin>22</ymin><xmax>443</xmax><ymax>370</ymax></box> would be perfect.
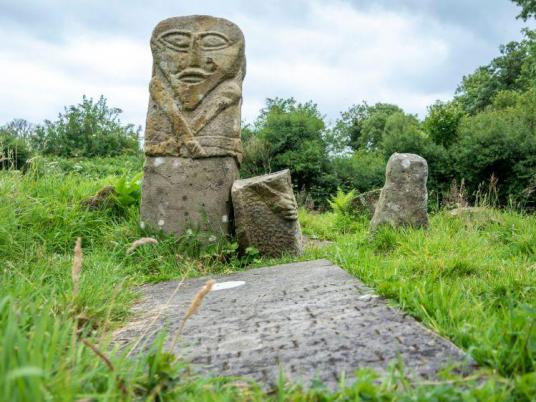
<box><xmin>231</xmin><ymin>170</ymin><xmax>303</xmax><ymax>257</ymax></box>
<box><xmin>140</xmin><ymin>15</ymin><xmax>246</xmax><ymax>236</ymax></box>
<box><xmin>449</xmin><ymin>206</ymin><xmax>490</xmax><ymax>217</ymax></box>
<box><xmin>449</xmin><ymin>207</ymin><xmax>502</xmax><ymax>225</ymax></box>
<box><xmin>370</xmin><ymin>153</ymin><xmax>428</xmax><ymax>232</ymax></box>
<box><xmin>140</xmin><ymin>156</ymin><xmax>238</xmax><ymax>235</ymax></box>
<box><xmin>115</xmin><ymin>260</ymin><xmax>473</xmax><ymax>389</ymax></box>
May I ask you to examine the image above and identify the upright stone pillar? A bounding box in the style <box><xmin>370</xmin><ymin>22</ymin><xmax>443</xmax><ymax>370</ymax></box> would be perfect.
<box><xmin>370</xmin><ymin>153</ymin><xmax>429</xmax><ymax>232</ymax></box>
<box><xmin>140</xmin><ymin>15</ymin><xmax>246</xmax><ymax>236</ymax></box>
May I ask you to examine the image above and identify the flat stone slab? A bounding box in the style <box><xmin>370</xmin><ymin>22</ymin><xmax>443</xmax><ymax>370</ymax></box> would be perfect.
<box><xmin>115</xmin><ymin>260</ymin><xmax>472</xmax><ymax>388</ymax></box>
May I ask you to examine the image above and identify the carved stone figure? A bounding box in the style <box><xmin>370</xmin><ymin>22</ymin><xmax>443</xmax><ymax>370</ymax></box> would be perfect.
<box><xmin>370</xmin><ymin>153</ymin><xmax>429</xmax><ymax>232</ymax></box>
<box><xmin>140</xmin><ymin>16</ymin><xmax>245</xmax><ymax>236</ymax></box>
<box><xmin>231</xmin><ymin>170</ymin><xmax>303</xmax><ymax>257</ymax></box>
<box><xmin>144</xmin><ymin>15</ymin><xmax>245</xmax><ymax>161</ymax></box>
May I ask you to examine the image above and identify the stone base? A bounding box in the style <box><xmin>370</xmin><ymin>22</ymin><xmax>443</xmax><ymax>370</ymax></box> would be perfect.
<box><xmin>140</xmin><ymin>156</ymin><xmax>239</xmax><ymax>236</ymax></box>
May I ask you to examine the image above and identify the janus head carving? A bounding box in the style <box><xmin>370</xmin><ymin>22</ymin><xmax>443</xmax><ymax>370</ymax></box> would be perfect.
<box><xmin>151</xmin><ymin>15</ymin><xmax>245</xmax><ymax>110</ymax></box>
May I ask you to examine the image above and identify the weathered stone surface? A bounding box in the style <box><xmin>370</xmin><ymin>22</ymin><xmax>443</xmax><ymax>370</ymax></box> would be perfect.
<box><xmin>144</xmin><ymin>15</ymin><xmax>245</xmax><ymax>161</ymax></box>
<box><xmin>115</xmin><ymin>260</ymin><xmax>473</xmax><ymax>389</ymax></box>
<box><xmin>449</xmin><ymin>206</ymin><xmax>490</xmax><ymax>217</ymax></box>
<box><xmin>140</xmin><ymin>15</ymin><xmax>246</xmax><ymax>236</ymax></box>
<box><xmin>140</xmin><ymin>156</ymin><xmax>238</xmax><ymax>235</ymax></box>
<box><xmin>449</xmin><ymin>207</ymin><xmax>502</xmax><ymax>225</ymax></box>
<box><xmin>231</xmin><ymin>170</ymin><xmax>302</xmax><ymax>257</ymax></box>
<box><xmin>370</xmin><ymin>153</ymin><xmax>428</xmax><ymax>232</ymax></box>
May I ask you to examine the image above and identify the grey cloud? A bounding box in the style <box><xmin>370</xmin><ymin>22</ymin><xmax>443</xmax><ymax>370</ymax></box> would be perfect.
<box><xmin>353</xmin><ymin>0</ymin><xmax>531</xmax><ymax>95</ymax></box>
<box><xmin>0</xmin><ymin>0</ymin><xmax>309</xmax><ymax>42</ymax></box>
<box><xmin>0</xmin><ymin>0</ymin><xmax>534</xmax><ymax>127</ymax></box>
<box><xmin>351</xmin><ymin>0</ymin><xmax>525</xmax><ymax>41</ymax></box>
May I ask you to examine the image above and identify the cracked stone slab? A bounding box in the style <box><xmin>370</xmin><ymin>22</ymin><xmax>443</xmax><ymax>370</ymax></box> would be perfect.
<box><xmin>115</xmin><ymin>259</ymin><xmax>473</xmax><ymax>388</ymax></box>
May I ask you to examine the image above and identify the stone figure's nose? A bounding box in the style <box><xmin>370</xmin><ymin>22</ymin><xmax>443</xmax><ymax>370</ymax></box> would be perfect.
<box><xmin>189</xmin><ymin>38</ymin><xmax>202</xmax><ymax>67</ymax></box>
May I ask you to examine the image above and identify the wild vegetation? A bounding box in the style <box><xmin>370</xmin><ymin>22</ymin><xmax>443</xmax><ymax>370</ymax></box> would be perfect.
<box><xmin>0</xmin><ymin>157</ymin><xmax>534</xmax><ymax>400</ymax></box>
<box><xmin>3</xmin><ymin>25</ymin><xmax>536</xmax><ymax>209</ymax></box>
<box><xmin>0</xmin><ymin>1</ymin><xmax>535</xmax><ymax>400</ymax></box>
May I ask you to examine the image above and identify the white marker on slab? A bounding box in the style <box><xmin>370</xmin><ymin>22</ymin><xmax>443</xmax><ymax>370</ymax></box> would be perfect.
<box><xmin>212</xmin><ymin>281</ymin><xmax>245</xmax><ymax>291</ymax></box>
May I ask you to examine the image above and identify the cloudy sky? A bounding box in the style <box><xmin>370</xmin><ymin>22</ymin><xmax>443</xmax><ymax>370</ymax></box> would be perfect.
<box><xmin>0</xmin><ymin>0</ymin><xmax>533</xmax><ymax>129</ymax></box>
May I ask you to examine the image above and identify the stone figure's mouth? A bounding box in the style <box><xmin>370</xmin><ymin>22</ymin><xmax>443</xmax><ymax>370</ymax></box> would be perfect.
<box><xmin>177</xmin><ymin>69</ymin><xmax>210</xmax><ymax>84</ymax></box>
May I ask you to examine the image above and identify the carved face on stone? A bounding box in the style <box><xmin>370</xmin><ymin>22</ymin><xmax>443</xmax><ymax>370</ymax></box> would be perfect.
<box><xmin>151</xmin><ymin>16</ymin><xmax>245</xmax><ymax>110</ymax></box>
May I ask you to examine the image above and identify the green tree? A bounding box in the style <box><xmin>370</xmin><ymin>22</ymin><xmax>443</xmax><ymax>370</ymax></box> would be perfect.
<box><xmin>455</xmin><ymin>31</ymin><xmax>536</xmax><ymax>114</ymax></box>
<box><xmin>241</xmin><ymin>135</ymin><xmax>273</xmax><ymax>177</ymax></box>
<box><xmin>512</xmin><ymin>0</ymin><xmax>536</xmax><ymax>20</ymax></box>
<box><xmin>33</xmin><ymin>95</ymin><xmax>140</xmax><ymax>157</ymax></box>
<box><xmin>453</xmin><ymin>88</ymin><xmax>536</xmax><ymax>207</ymax></box>
<box><xmin>332</xmin><ymin>150</ymin><xmax>386</xmax><ymax>193</ymax></box>
<box><xmin>0</xmin><ymin>127</ymin><xmax>32</xmax><ymax>170</ymax></box>
<box><xmin>241</xmin><ymin>98</ymin><xmax>336</xmax><ymax>204</ymax></box>
<box><xmin>330</xmin><ymin>102</ymin><xmax>403</xmax><ymax>151</ymax></box>
<box><xmin>518</xmin><ymin>29</ymin><xmax>536</xmax><ymax>89</ymax></box>
<box><xmin>2</xmin><ymin>119</ymin><xmax>35</xmax><ymax>142</ymax></box>
<box><xmin>423</xmin><ymin>100</ymin><xmax>466</xmax><ymax>148</ymax></box>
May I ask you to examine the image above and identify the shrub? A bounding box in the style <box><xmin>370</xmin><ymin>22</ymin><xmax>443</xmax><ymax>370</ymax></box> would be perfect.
<box><xmin>32</xmin><ymin>95</ymin><xmax>140</xmax><ymax>157</ymax></box>
<box><xmin>332</xmin><ymin>150</ymin><xmax>386</xmax><ymax>193</ymax></box>
<box><xmin>331</xmin><ymin>102</ymin><xmax>403</xmax><ymax>151</ymax></box>
<box><xmin>240</xmin><ymin>135</ymin><xmax>272</xmax><ymax>178</ymax></box>
<box><xmin>241</xmin><ymin>98</ymin><xmax>336</xmax><ymax>207</ymax></box>
<box><xmin>423</xmin><ymin>100</ymin><xmax>466</xmax><ymax>148</ymax></box>
<box><xmin>0</xmin><ymin>129</ymin><xmax>32</xmax><ymax>170</ymax></box>
<box><xmin>453</xmin><ymin>89</ymin><xmax>536</xmax><ymax>207</ymax></box>
<box><xmin>113</xmin><ymin>172</ymin><xmax>143</xmax><ymax>211</ymax></box>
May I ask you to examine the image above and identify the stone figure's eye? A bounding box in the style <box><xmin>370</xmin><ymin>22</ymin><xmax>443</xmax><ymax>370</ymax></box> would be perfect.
<box><xmin>159</xmin><ymin>31</ymin><xmax>191</xmax><ymax>51</ymax></box>
<box><xmin>199</xmin><ymin>32</ymin><xmax>230</xmax><ymax>50</ymax></box>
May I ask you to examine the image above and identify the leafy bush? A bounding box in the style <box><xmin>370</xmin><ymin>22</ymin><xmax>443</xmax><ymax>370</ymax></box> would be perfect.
<box><xmin>241</xmin><ymin>98</ymin><xmax>336</xmax><ymax>206</ymax></box>
<box><xmin>453</xmin><ymin>89</ymin><xmax>536</xmax><ymax>208</ymax></box>
<box><xmin>32</xmin><ymin>95</ymin><xmax>140</xmax><ymax>157</ymax></box>
<box><xmin>240</xmin><ymin>135</ymin><xmax>272</xmax><ymax>178</ymax></box>
<box><xmin>423</xmin><ymin>100</ymin><xmax>466</xmax><ymax>148</ymax></box>
<box><xmin>327</xmin><ymin>188</ymin><xmax>364</xmax><ymax>232</ymax></box>
<box><xmin>331</xmin><ymin>102</ymin><xmax>403</xmax><ymax>151</ymax></box>
<box><xmin>0</xmin><ymin>128</ymin><xmax>32</xmax><ymax>170</ymax></box>
<box><xmin>455</xmin><ymin>29</ymin><xmax>536</xmax><ymax>114</ymax></box>
<box><xmin>113</xmin><ymin>172</ymin><xmax>143</xmax><ymax>211</ymax></box>
<box><xmin>332</xmin><ymin>150</ymin><xmax>386</xmax><ymax>193</ymax></box>
<box><xmin>81</xmin><ymin>172</ymin><xmax>143</xmax><ymax>215</ymax></box>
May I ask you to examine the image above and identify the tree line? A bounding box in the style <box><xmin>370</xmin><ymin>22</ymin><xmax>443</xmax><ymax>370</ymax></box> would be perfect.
<box><xmin>1</xmin><ymin>1</ymin><xmax>535</xmax><ymax>210</ymax></box>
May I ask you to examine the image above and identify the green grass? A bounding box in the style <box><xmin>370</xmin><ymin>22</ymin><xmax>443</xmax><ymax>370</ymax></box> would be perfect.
<box><xmin>0</xmin><ymin>156</ymin><xmax>535</xmax><ymax>401</ymax></box>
